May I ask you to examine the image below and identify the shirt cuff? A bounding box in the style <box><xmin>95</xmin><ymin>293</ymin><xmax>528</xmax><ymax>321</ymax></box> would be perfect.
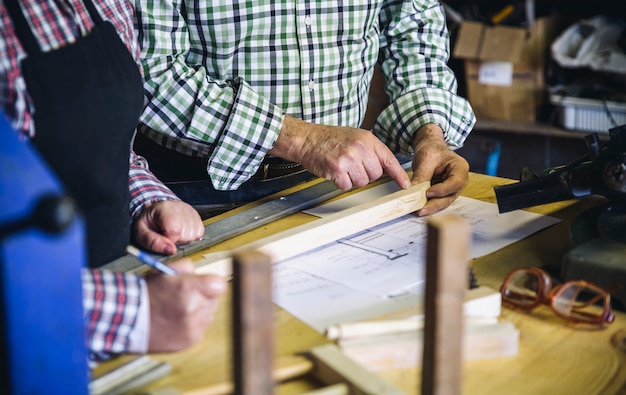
<box><xmin>126</xmin><ymin>278</ymin><xmax>150</xmax><ymax>354</ymax></box>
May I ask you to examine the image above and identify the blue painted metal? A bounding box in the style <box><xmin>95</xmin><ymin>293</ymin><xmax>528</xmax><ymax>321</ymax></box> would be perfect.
<box><xmin>0</xmin><ymin>114</ymin><xmax>89</xmax><ymax>394</ymax></box>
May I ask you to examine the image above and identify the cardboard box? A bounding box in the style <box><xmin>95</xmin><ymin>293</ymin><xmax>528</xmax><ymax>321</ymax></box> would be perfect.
<box><xmin>453</xmin><ymin>17</ymin><xmax>559</xmax><ymax>122</ymax></box>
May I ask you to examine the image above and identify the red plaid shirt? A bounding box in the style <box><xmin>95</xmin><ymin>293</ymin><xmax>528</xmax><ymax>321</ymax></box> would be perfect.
<box><xmin>82</xmin><ymin>269</ymin><xmax>146</xmax><ymax>361</ymax></box>
<box><xmin>0</xmin><ymin>1</ymin><xmax>171</xmax><ymax>359</ymax></box>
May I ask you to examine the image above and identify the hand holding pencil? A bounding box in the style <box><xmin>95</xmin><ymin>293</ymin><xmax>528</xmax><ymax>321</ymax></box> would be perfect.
<box><xmin>132</xmin><ymin>251</ymin><xmax>228</xmax><ymax>352</ymax></box>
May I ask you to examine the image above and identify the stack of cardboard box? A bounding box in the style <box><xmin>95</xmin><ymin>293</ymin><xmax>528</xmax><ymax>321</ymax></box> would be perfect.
<box><xmin>453</xmin><ymin>17</ymin><xmax>560</xmax><ymax>123</ymax></box>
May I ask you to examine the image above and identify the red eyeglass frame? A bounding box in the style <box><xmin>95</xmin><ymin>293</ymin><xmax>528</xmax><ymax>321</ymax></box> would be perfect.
<box><xmin>500</xmin><ymin>267</ymin><xmax>615</xmax><ymax>325</ymax></box>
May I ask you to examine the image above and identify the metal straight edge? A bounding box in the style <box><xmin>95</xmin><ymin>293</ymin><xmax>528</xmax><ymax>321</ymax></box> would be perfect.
<box><xmin>102</xmin><ymin>179</ymin><xmax>342</xmax><ymax>273</ymax></box>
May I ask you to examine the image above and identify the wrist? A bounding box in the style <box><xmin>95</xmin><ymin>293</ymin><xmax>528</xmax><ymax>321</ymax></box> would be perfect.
<box><xmin>269</xmin><ymin>114</ymin><xmax>307</xmax><ymax>162</ymax></box>
<box><xmin>412</xmin><ymin>124</ymin><xmax>445</xmax><ymax>150</ymax></box>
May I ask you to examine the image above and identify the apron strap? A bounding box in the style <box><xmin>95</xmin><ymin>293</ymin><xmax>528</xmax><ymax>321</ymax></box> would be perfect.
<box><xmin>3</xmin><ymin>0</ymin><xmax>41</xmax><ymax>54</ymax></box>
<box><xmin>3</xmin><ymin>0</ymin><xmax>105</xmax><ymax>55</ymax></box>
<box><xmin>83</xmin><ymin>0</ymin><xmax>105</xmax><ymax>24</ymax></box>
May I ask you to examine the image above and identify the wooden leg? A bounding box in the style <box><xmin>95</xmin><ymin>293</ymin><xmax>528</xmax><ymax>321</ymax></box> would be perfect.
<box><xmin>232</xmin><ymin>251</ymin><xmax>275</xmax><ymax>395</ymax></box>
<box><xmin>421</xmin><ymin>215</ymin><xmax>470</xmax><ymax>395</ymax></box>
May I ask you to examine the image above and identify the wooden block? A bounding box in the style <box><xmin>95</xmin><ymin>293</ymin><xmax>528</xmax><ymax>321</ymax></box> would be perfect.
<box><xmin>232</xmin><ymin>251</ymin><xmax>275</xmax><ymax>395</ymax></box>
<box><xmin>324</xmin><ymin>285</ymin><xmax>502</xmax><ymax>340</ymax></box>
<box><xmin>422</xmin><ymin>215</ymin><xmax>470</xmax><ymax>395</ymax></box>
<box><xmin>337</xmin><ymin>321</ymin><xmax>519</xmax><ymax>372</ymax></box>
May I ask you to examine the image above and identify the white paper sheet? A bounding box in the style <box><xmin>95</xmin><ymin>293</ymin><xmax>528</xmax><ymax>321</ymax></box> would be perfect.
<box><xmin>268</xmin><ymin>181</ymin><xmax>561</xmax><ymax>332</ymax></box>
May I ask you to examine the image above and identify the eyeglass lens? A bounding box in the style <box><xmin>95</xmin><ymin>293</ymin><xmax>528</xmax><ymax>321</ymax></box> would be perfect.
<box><xmin>552</xmin><ymin>283</ymin><xmax>608</xmax><ymax>323</ymax></box>
<box><xmin>502</xmin><ymin>268</ymin><xmax>610</xmax><ymax>324</ymax></box>
<box><xmin>502</xmin><ymin>269</ymin><xmax>545</xmax><ymax>308</ymax></box>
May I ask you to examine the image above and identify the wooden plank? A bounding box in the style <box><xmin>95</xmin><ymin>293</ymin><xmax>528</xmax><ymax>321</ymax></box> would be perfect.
<box><xmin>177</xmin><ymin>355</ymin><xmax>315</xmax><ymax>395</ymax></box>
<box><xmin>305</xmin><ymin>344</ymin><xmax>406</xmax><ymax>395</ymax></box>
<box><xmin>301</xmin><ymin>383</ymin><xmax>350</xmax><ymax>395</ymax></box>
<box><xmin>421</xmin><ymin>215</ymin><xmax>470</xmax><ymax>395</ymax></box>
<box><xmin>195</xmin><ymin>181</ymin><xmax>429</xmax><ymax>277</ymax></box>
<box><xmin>232</xmin><ymin>251</ymin><xmax>275</xmax><ymax>395</ymax></box>
<box><xmin>89</xmin><ymin>355</ymin><xmax>171</xmax><ymax>395</ymax></box>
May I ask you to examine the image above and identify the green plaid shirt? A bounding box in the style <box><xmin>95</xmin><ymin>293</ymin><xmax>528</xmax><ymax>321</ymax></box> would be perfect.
<box><xmin>134</xmin><ymin>0</ymin><xmax>475</xmax><ymax>190</ymax></box>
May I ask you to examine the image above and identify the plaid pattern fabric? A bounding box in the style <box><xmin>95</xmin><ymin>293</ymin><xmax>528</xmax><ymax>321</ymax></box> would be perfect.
<box><xmin>134</xmin><ymin>0</ymin><xmax>475</xmax><ymax>190</ymax></box>
<box><xmin>0</xmin><ymin>0</ymin><xmax>180</xmax><ymax>220</ymax></box>
<box><xmin>82</xmin><ymin>269</ymin><xmax>144</xmax><ymax>361</ymax></box>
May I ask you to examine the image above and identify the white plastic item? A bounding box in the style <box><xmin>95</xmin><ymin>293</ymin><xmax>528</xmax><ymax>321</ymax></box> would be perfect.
<box><xmin>551</xmin><ymin>15</ymin><xmax>626</xmax><ymax>74</ymax></box>
<box><xmin>550</xmin><ymin>94</ymin><xmax>626</xmax><ymax>133</ymax></box>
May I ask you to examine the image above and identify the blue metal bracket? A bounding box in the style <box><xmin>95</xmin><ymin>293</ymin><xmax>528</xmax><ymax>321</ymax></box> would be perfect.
<box><xmin>0</xmin><ymin>115</ymin><xmax>89</xmax><ymax>394</ymax></box>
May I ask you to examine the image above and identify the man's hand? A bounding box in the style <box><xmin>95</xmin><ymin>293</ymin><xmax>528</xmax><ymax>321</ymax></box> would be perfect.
<box><xmin>411</xmin><ymin>124</ymin><xmax>470</xmax><ymax>216</ymax></box>
<box><xmin>272</xmin><ymin>115</ymin><xmax>411</xmax><ymax>191</ymax></box>
<box><xmin>145</xmin><ymin>259</ymin><xmax>227</xmax><ymax>352</ymax></box>
<box><xmin>132</xmin><ymin>200</ymin><xmax>204</xmax><ymax>255</ymax></box>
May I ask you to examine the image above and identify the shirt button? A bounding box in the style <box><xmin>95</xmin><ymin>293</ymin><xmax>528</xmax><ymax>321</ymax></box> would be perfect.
<box><xmin>307</xmin><ymin>80</ymin><xmax>316</xmax><ymax>90</ymax></box>
<box><xmin>304</xmin><ymin>16</ymin><xmax>313</xmax><ymax>26</ymax></box>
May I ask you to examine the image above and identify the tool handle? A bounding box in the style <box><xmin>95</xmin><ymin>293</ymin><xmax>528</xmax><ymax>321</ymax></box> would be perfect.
<box><xmin>494</xmin><ymin>174</ymin><xmax>578</xmax><ymax>213</ymax></box>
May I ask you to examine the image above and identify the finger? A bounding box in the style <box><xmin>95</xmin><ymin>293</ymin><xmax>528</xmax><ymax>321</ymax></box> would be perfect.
<box><xmin>167</xmin><ymin>258</ymin><xmax>196</xmax><ymax>274</ymax></box>
<box><xmin>425</xmin><ymin>160</ymin><xmax>469</xmax><ymax>199</ymax></box>
<box><xmin>150</xmin><ymin>201</ymin><xmax>204</xmax><ymax>244</ymax></box>
<box><xmin>152</xmin><ymin>210</ymin><xmax>184</xmax><ymax>243</ymax></box>
<box><xmin>378</xmin><ymin>150</ymin><xmax>411</xmax><ymax>189</ymax></box>
<box><xmin>331</xmin><ymin>172</ymin><xmax>353</xmax><ymax>191</ymax></box>
<box><xmin>426</xmin><ymin>176</ymin><xmax>464</xmax><ymax>198</ymax></box>
<box><xmin>416</xmin><ymin>194</ymin><xmax>459</xmax><ymax>217</ymax></box>
<box><xmin>176</xmin><ymin>210</ymin><xmax>204</xmax><ymax>242</ymax></box>
<box><xmin>136</xmin><ymin>225</ymin><xmax>178</xmax><ymax>255</ymax></box>
<box><xmin>411</xmin><ymin>158</ymin><xmax>437</xmax><ymax>185</ymax></box>
<box><xmin>359</xmin><ymin>153</ymin><xmax>384</xmax><ymax>182</ymax></box>
<box><xmin>348</xmin><ymin>165</ymin><xmax>371</xmax><ymax>189</ymax></box>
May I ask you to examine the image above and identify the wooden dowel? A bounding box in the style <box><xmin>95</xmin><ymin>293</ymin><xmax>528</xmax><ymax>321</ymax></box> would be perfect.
<box><xmin>232</xmin><ymin>251</ymin><xmax>275</xmax><ymax>395</ymax></box>
<box><xmin>421</xmin><ymin>215</ymin><xmax>470</xmax><ymax>395</ymax></box>
<box><xmin>325</xmin><ymin>317</ymin><xmax>424</xmax><ymax>340</ymax></box>
<box><xmin>325</xmin><ymin>316</ymin><xmax>499</xmax><ymax>341</ymax></box>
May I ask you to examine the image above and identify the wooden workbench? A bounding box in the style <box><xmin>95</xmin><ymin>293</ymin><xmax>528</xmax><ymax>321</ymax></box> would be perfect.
<box><xmin>93</xmin><ymin>172</ymin><xmax>626</xmax><ymax>394</ymax></box>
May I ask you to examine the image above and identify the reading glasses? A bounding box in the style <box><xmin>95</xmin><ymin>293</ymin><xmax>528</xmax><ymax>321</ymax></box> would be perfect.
<box><xmin>501</xmin><ymin>267</ymin><xmax>615</xmax><ymax>326</ymax></box>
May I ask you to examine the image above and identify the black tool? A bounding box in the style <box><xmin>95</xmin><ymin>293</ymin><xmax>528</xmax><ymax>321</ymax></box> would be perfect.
<box><xmin>494</xmin><ymin>124</ymin><xmax>626</xmax><ymax>213</ymax></box>
<box><xmin>0</xmin><ymin>194</ymin><xmax>76</xmax><ymax>238</ymax></box>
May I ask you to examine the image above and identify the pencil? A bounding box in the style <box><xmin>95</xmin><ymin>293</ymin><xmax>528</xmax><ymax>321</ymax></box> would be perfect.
<box><xmin>126</xmin><ymin>245</ymin><xmax>178</xmax><ymax>275</ymax></box>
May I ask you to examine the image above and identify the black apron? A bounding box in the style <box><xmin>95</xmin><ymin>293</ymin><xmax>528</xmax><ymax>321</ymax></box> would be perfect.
<box><xmin>5</xmin><ymin>0</ymin><xmax>144</xmax><ymax>267</ymax></box>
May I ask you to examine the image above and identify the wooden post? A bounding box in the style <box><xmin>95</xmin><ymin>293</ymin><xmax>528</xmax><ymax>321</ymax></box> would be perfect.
<box><xmin>421</xmin><ymin>215</ymin><xmax>470</xmax><ymax>395</ymax></box>
<box><xmin>232</xmin><ymin>251</ymin><xmax>275</xmax><ymax>395</ymax></box>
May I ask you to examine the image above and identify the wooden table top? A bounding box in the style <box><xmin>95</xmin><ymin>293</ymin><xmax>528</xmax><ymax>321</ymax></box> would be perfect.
<box><xmin>93</xmin><ymin>172</ymin><xmax>626</xmax><ymax>395</ymax></box>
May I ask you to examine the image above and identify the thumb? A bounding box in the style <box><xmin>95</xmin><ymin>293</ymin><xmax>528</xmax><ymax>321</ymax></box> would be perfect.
<box><xmin>167</xmin><ymin>258</ymin><xmax>196</xmax><ymax>274</ymax></box>
<box><xmin>412</xmin><ymin>158</ymin><xmax>436</xmax><ymax>185</ymax></box>
<box><xmin>194</xmin><ymin>274</ymin><xmax>228</xmax><ymax>298</ymax></box>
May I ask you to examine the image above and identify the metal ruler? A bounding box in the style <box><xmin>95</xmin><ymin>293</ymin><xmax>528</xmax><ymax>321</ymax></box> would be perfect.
<box><xmin>102</xmin><ymin>179</ymin><xmax>343</xmax><ymax>273</ymax></box>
